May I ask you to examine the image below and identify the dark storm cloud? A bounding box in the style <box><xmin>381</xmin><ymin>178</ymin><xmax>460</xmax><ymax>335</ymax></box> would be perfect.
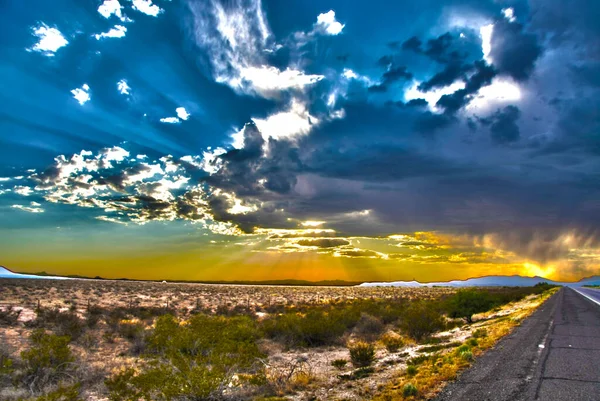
<box><xmin>206</xmin><ymin>123</ymin><xmax>300</xmax><ymax>197</ymax></box>
<box><xmin>489</xmin><ymin>19</ymin><xmax>542</xmax><ymax>81</ymax></box>
<box><xmin>368</xmin><ymin>66</ymin><xmax>413</xmax><ymax>92</ymax></box>
<box><xmin>402</xmin><ymin>36</ymin><xmax>422</xmax><ymax>53</ymax></box>
<box><xmin>296</xmin><ymin>238</ymin><xmax>350</xmax><ymax>248</ymax></box>
<box><xmin>489</xmin><ymin>106</ymin><xmax>521</xmax><ymax>144</ymax></box>
<box><xmin>436</xmin><ymin>61</ymin><xmax>496</xmax><ymax>113</ymax></box>
<box><xmin>418</xmin><ymin>63</ymin><xmax>470</xmax><ymax>92</ymax></box>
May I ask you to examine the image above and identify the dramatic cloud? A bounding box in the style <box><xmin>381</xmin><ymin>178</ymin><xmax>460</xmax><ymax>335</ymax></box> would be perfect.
<box><xmin>489</xmin><ymin>20</ymin><xmax>542</xmax><ymax>81</ymax></box>
<box><xmin>4</xmin><ymin>0</ymin><xmax>600</xmax><ymax>281</ymax></box>
<box><xmin>187</xmin><ymin>0</ymin><xmax>325</xmax><ymax>99</ymax></box>
<box><xmin>488</xmin><ymin>105</ymin><xmax>521</xmax><ymax>144</ymax></box>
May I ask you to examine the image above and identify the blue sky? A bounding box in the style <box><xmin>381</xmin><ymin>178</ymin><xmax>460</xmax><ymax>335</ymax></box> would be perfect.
<box><xmin>0</xmin><ymin>0</ymin><xmax>599</xmax><ymax>281</ymax></box>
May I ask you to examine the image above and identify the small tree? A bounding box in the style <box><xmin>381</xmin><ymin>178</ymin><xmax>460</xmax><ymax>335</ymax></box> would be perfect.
<box><xmin>447</xmin><ymin>289</ymin><xmax>495</xmax><ymax>323</ymax></box>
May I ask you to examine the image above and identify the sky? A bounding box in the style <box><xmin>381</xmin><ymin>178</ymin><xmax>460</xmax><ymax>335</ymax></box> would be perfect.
<box><xmin>0</xmin><ymin>0</ymin><xmax>599</xmax><ymax>283</ymax></box>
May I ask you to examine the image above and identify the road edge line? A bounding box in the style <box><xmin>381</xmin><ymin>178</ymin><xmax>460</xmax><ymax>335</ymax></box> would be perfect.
<box><xmin>571</xmin><ymin>287</ymin><xmax>600</xmax><ymax>307</ymax></box>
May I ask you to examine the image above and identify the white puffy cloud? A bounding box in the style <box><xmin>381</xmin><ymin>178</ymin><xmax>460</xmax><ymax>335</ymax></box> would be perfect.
<box><xmin>123</xmin><ymin>163</ymin><xmax>163</xmax><ymax>184</ymax></box>
<box><xmin>94</xmin><ymin>25</ymin><xmax>127</xmax><ymax>40</ymax></box>
<box><xmin>71</xmin><ymin>84</ymin><xmax>91</xmax><ymax>105</ymax></box>
<box><xmin>131</xmin><ymin>0</ymin><xmax>162</xmax><ymax>17</ymax></box>
<box><xmin>182</xmin><ymin>147</ymin><xmax>227</xmax><ymax>175</ymax></box>
<box><xmin>238</xmin><ymin>66</ymin><xmax>324</xmax><ymax>98</ymax></box>
<box><xmin>231</xmin><ymin>99</ymin><xmax>319</xmax><ymax>148</ymax></box>
<box><xmin>160</xmin><ymin>117</ymin><xmax>180</xmax><ymax>124</ymax></box>
<box><xmin>315</xmin><ymin>10</ymin><xmax>345</xmax><ymax>35</ymax></box>
<box><xmin>12</xmin><ymin>203</ymin><xmax>44</xmax><ymax>213</ymax></box>
<box><xmin>175</xmin><ymin>107</ymin><xmax>190</xmax><ymax>120</ymax></box>
<box><xmin>98</xmin><ymin>0</ymin><xmax>128</xmax><ymax>21</ymax></box>
<box><xmin>502</xmin><ymin>8</ymin><xmax>516</xmax><ymax>23</ymax></box>
<box><xmin>14</xmin><ymin>186</ymin><xmax>33</xmax><ymax>196</ymax></box>
<box><xmin>29</xmin><ymin>24</ymin><xmax>68</xmax><ymax>56</ymax></box>
<box><xmin>101</xmin><ymin>146</ymin><xmax>130</xmax><ymax>165</ymax></box>
<box><xmin>117</xmin><ymin>79</ymin><xmax>130</xmax><ymax>94</ymax></box>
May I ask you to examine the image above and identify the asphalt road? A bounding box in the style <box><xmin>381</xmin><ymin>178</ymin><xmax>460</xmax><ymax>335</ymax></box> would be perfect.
<box><xmin>435</xmin><ymin>287</ymin><xmax>600</xmax><ymax>401</ymax></box>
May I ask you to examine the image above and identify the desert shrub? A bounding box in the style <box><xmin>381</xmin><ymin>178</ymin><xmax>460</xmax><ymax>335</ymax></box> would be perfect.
<box><xmin>402</xmin><ymin>383</ymin><xmax>418</xmax><ymax>397</ymax></box>
<box><xmin>446</xmin><ymin>289</ymin><xmax>496</xmax><ymax>323</ymax></box>
<box><xmin>262</xmin><ymin>310</ymin><xmax>348</xmax><ymax>347</ymax></box>
<box><xmin>406</xmin><ymin>365</ymin><xmax>418</xmax><ymax>376</ymax></box>
<box><xmin>27</xmin><ymin>308</ymin><xmax>85</xmax><ymax>340</ymax></box>
<box><xmin>398</xmin><ymin>302</ymin><xmax>445</xmax><ymax>342</ymax></box>
<box><xmin>331</xmin><ymin>359</ymin><xmax>348</xmax><ymax>370</ymax></box>
<box><xmin>0</xmin><ymin>306</ymin><xmax>21</xmax><ymax>326</ymax></box>
<box><xmin>459</xmin><ymin>350</ymin><xmax>474</xmax><ymax>361</ymax></box>
<box><xmin>84</xmin><ymin>306</ymin><xmax>103</xmax><ymax>328</ymax></box>
<box><xmin>0</xmin><ymin>342</ymin><xmax>14</xmax><ymax>390</ymax></box>
<box><xmin>77</xmin><ymin>332</ymin><xmax>96</xmax><ymax>350</ymax></box>
<box><xmin>33</xmin><ymin>383</ymin><xmax>83</xmax><ymax>401</ymax></box>
<box><xmin>348</xmin><ymin>342</ymin><xmax>375</xmax><ymax>368</ymax></box>
<box><xmin>107</xmin><ymin>314</ymin><xmax>265</xmax><ymax>400</ymax></box>
<box><xmin>117</xmin><ymin>322</ymin><xmax>145</xmax><ymax>341</ymax></box>
<box><xmin>20</xmin><ymin>330</ymin><xmax>74</xmax><ymax>392</ymax></box>
<box><xmin>380</xmin><ymin>332</ymin><xmax>405</xmax><ymax>353</ymax></box>
<box><xmin>21</xmin><ymin>330</ymin><xmax>73</xmax><ymax>373</ymax></box>
<box><xmin>354</xmin><ymin>313</ymin><xmax>385</xmax><ymax>340</ymax></box>
<box><xmin>467</xmin><ymin>338</ymin><xmax>478</xmax><ymax>347</ymax></box>
<box><xmin>472</xmin><ymin>328</ymin><xmax>488</xmax><ymax>338</ymax></box>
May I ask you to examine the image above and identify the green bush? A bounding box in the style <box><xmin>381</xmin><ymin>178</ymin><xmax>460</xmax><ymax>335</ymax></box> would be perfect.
<box><xmin>27</xmin><ymin>308</ymin><xmax>85</xmax><ymax>340</ymax></box>
<box><xmin>348</xmin><ymin>342</ymin><xmax>375</xmax><ymax>368</ymax></box>
<box><xmin>402</xmin><ymin>383</ymin><xmax>418</xmax><ymax>397</ymax></box>
<box><xmin>21</xmin><ymin>329</ymin><xmax>73</xmax><ymax>374</ymax></box>
<box><xmin>446</xmin><ymin>289</ymin><xmax>496</xmax><ymax>323</ymax></box>
<box><xmin>106</xmin><ymin>314</ymin><xmax>265</xmax><ymax>401</ymax></box>
<box><xmin>460</xmin><ymin>350</ymin><xmax>474</xmax><ymax>361</ymax></box>
<box><xmin>406</xmin><ymin>365</ymin><xmax>418</xmax><ymax>376</ymax></box>
<box><xmin>262</xmin><ymin>310</ymin><xmax>350</xmax><ymax>347</ymax></box>
<box><xmin>398</xmin><ymin>302</ymin><xmax>445</xmax><ymax>342</ymax></box>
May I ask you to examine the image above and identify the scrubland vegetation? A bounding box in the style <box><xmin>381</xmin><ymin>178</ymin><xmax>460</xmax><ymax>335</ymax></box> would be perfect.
<box><xmin>0</xmin><ymin>279</ymin><xmax>557</xmax><ymax>400</ymax></box>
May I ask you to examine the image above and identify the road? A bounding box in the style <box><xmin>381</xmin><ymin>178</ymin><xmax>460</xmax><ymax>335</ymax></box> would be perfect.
<box><xmin>435</xmin><ymin>287</ymin><xmax>600</xmax><ymax>401</ymax></box>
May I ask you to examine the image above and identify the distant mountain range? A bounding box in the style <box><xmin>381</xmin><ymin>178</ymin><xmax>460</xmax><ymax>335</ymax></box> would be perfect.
<box><xmin>359</xmin><ymin>275</ymin><xmax>600</xmax><ymax>287</ymax></box>
<box><xmin>1</xmin><ymin>266</ymin><xmax>599</xmax><ymax>287</ymax></box>
<box><xmin>0</xmin><ymin>266</ymin><xmax>70</xmax><ymax>280</ymax></box>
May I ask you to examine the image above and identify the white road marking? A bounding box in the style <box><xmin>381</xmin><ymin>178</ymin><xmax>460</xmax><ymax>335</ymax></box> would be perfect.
<box><xmin>572</xmin><ymin>287</ymin><xmax>600</xmax><ymax>307</ymax></box>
